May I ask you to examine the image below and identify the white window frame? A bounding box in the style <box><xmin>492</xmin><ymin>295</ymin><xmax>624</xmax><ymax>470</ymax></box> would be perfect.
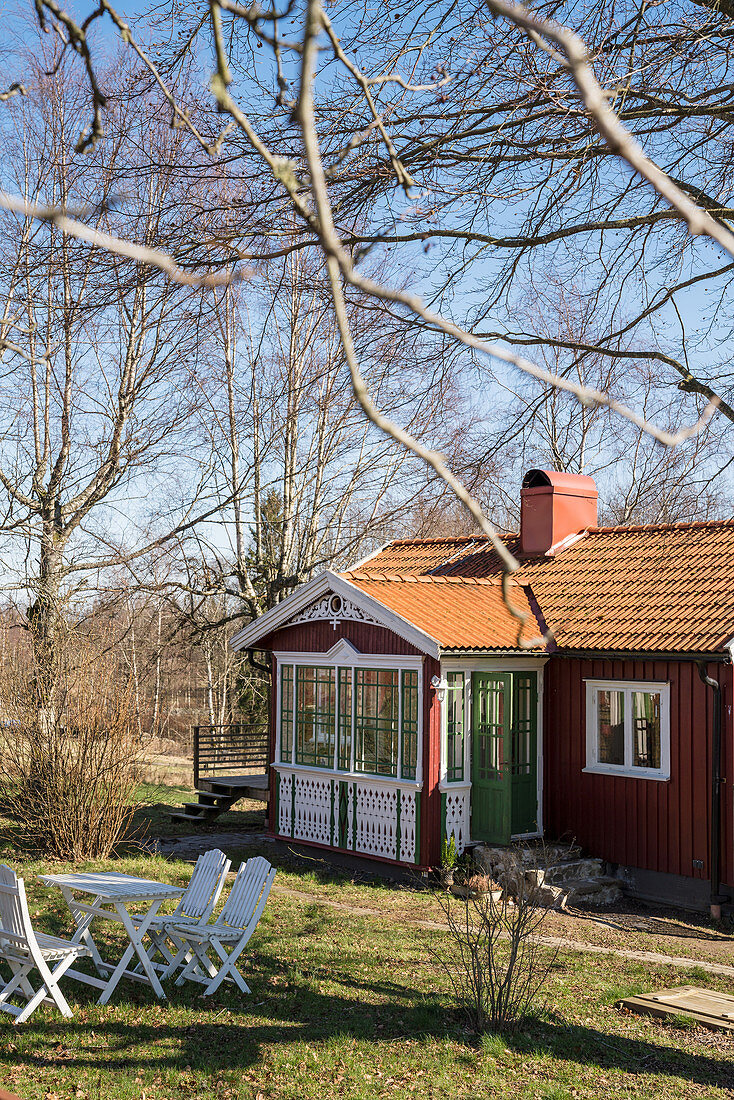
<box><xmin>274</xmin><ymin>646</ymin><xmax>424</xmax><ymax>787</ymax></box>
<box><xmin>584</xmin><ymin>679</ymin><xmax>671</xmax><ymax>781</ymax></box>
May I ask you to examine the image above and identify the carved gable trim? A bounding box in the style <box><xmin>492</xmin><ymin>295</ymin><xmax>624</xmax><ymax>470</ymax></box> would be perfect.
<box><xmin>290</xmin><ymin>591</ymin><xmax>383</xmax><ymax>631</ymax></box>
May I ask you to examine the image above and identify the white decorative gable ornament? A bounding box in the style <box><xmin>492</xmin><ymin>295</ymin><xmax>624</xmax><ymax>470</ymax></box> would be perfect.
<box><xmin>291</xmin><ymin>592</ymin><xmax>383</xmax><ymax>631</ymax></box>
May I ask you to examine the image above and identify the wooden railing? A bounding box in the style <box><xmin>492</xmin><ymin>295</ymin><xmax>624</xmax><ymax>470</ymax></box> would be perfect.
<box><xmin>193</xmin><ymin>723</ymin><xmax>269</xmax><ymax>788</ymax></box>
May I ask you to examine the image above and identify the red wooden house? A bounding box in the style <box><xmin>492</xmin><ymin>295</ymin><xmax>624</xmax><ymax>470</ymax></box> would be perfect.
<box><xmin>232</xmin><ymin>470</ymin><xmax>734</xmax><ymax>912</ymax></box>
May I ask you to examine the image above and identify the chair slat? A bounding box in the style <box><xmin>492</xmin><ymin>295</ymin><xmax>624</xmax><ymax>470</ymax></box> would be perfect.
<box><xmin>220</xmin><ymin>857</ymin><xmax>272</xmax><ymax>930</ymax></box>
<box><xmin>178</xmin><ymin>849</ymin><xmax>230</xmax><ymax>920</ymax></box>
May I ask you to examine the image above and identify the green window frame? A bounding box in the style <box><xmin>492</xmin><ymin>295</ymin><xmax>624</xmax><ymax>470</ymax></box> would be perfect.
<box><xmin>338</xmin><ymin>667</ymin><xmax>352</xmax><ymax>771</ymax></box>
<box><xmin>354</xmin><ymin>668</ymin><xmax>399</xmax><ymax>777</ymax></box>
<box><xmin>401</xmin><ymin>670</ymin><xmax>419</xmax><ymax>780</ymax></box>
<box><xmin>445</xmin><ymin>671</ymin><xmax>465</xmax><ymax>782</ymax></box>
<box><xmin>295</xmin><ymin>666</ymin><xmax>335</xmax><ymax>768</ymax></box>
<box><xmin>279</xmin><ymin>661</ymin><xmax>421</xmax><ymax>780</ymax></box>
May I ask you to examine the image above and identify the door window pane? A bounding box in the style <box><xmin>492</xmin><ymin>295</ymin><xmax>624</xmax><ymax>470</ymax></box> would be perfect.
<box><xmin>597</xmin><ymin>690</ymin><xmax>624</xmax><ymax>765</ymax></box>
<box><xmin>446</xmin><ymin>672</ymin><xmax>464</xmax><ymax>782</ymax></box>
<box><xmin>477</xmin><ymin>679</ymin><xmax>505</xmax><ymax>781</ymax></box>
<box><xmin>633</xmin><ymin>691</ymin><xmax>661</xmax><ymax>769</ymax></box>
<box><xmin>512</xmin><ymin>674</ymin><xmax>533</xmax><ymax>776</ymax></box>
<box><xmin>295</xmin><ymin>667</ymin><xmax>335</xmax><ymax>767</ymax></box>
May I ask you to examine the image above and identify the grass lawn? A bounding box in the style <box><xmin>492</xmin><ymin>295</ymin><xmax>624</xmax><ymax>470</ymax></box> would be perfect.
<box><xmin>1</xmin><ymin>847</ymin><xmax>733</xmax><ymax>1100</ymax></box>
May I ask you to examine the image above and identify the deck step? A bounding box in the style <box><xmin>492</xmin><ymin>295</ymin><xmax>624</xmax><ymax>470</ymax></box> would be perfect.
<box><xmin>169</xmin><ymin>772</ymin><xmax>269</xmax><ymax>826</ymax></box>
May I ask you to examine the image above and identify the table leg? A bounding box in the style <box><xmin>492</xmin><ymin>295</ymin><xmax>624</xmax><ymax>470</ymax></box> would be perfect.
<box><xmin>60</xmin><ymin>887</ymin><xmax>108</xmax><ymax>977</ymax></box>
<box><xmin>97</xmin><ymin>900</ymin><xmax>167</xmax><ymax>1005</ymax></box>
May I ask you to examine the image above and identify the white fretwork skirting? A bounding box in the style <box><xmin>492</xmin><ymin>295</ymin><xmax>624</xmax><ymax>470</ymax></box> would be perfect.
<box><xmin>442</xmin><ymin>785</ymin><xmax>470</xmax><ymax>854</ymax></box>
<box><xmin>275</xmin><ymin>767</ymin><xmax>420</xmax><ymax>863</ymax></box>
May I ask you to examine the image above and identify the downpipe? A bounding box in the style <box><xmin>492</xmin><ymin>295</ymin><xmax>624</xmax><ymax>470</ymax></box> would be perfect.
<box><xmin>696</xmin><ymin>662</ymin><xmax>726</xmax><ymax>920</ymax></box>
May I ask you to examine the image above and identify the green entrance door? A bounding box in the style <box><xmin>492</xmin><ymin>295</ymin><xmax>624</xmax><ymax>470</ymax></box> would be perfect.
<box><xmin>471</xmin><ymin>671</ymin><xmax>538</xmax><ymax>844</ymax></box>
<box><xmin>471</xmin><ymin>672</ymin><xmax>512</xmax><ymax>844</ymax></box>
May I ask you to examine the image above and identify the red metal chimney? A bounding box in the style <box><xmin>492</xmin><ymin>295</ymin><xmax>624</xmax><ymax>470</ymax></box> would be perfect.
<box><xmin>520</xmin><ymin>469</ymin><xmax>598</xmax><ymax>555</ymax></box>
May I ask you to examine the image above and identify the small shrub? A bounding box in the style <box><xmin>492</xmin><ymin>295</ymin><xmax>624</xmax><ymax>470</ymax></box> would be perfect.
<box><xmin>432</xmin><ymin>851</ymin><xmax>558</xmax><ymax>1033</ymax></box>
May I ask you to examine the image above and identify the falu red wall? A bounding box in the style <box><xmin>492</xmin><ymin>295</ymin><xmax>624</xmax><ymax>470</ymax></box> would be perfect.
<box><xmin>543</xmin><ymin>657</ymin><xmax>733</xmax><ymax>889</ymax></box>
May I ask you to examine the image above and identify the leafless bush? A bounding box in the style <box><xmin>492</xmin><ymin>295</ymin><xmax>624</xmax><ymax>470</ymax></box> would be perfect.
<box><xmin>432</xmin><ymin>852</ymin><xmax>558</xmax><ymax>1033</ymax></box>
<box><xmin>0</xmin><ymin>639</ymin><xmax>141</xmax><ymax>860</ymax></box>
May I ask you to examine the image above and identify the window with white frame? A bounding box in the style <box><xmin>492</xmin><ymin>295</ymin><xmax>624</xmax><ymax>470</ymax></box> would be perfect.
<box><xmin>278</xmin><ymin>662</ymin><xmax>420</xmax><ymax>780</ymax></box>
<box><xmin>585</xmin><ymin>680</ymin><xmax>670</xmax><ymax>779</ymax></box>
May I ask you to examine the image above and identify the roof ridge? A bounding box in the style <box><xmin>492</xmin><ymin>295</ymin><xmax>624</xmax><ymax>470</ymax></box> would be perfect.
<box><xmin>342</xmin><ymin>571</ymin><xmax>505</xmax><ymax>585</ymax></box>
<box><xmin>589</xmin><ymin>518</ymin><xmax>734</xmax><ymax>535</ymax></box>
<box><xmin>381</xmin><ymin>535</ymin><xmax>488</xmax><ymax>546</ymax></box>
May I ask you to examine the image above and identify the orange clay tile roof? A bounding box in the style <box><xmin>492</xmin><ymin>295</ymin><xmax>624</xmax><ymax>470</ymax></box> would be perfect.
<box><xmin>343</xmin><ymin>574</ymin><xmax>542</xmax><ymax>651</ymax></box>
<box><xmin>342</xmin><ymin>520</ymin><xmax>734</xmax><ymax>653</ymax></box>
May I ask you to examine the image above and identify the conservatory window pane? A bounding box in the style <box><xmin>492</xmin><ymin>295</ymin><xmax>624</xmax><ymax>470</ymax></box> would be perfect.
<box><xmin>633</xmin><ymin>691</ymin><xmax>661</xmax><ymax>770</ymax></box>
<box><xmin>446</xmin><ymin>672</ymin><xmax>464</xmax><ymax>782</ymax></box>
<box><xmin>355</xmin><ymin>668</ymin><xmax>399</xmax><ymax>777</ymax></box>
<box><xmin>597</xmin><ymin>689</ymin><xmax>624</xmax><ymax>765</ymax></box>
<box><xmin>295</xmin><ymin>667</ymin><xmax>335</xmax><ymax>768</ymax></box>
<box><xmin>401</xmin><ymin>670</ymin><xmax>419</xmax><ymax>779</ymax></box>
<box><xmin>280</xmin><ymin>665</ymin><xmax>293</xmax><ymax>763</ymax></box>
<box><xmin>338</xmin><ymin>668</ymin><xmax>352</xmax><ymax>771</ymax></box>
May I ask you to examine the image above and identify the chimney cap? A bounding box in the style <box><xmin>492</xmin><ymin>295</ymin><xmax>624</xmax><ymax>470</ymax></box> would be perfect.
<box><xmin>522</xmin><ymin>468</ymin><xmax>598</xmax><ymax>496</ymax></box>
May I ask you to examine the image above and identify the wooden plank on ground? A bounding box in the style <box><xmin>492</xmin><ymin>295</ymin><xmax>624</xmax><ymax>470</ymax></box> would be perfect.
<box><xmin>619</xmin><ymin>985</ymin><xmax>734</xmax><ymax>1031</ymax></box>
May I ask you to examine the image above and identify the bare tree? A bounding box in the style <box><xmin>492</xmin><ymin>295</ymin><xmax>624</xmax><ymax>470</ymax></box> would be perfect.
<box><xmin>4</xmin><ymin>0</ymin><xmax>733</xmax><ymax>649</ymax></box>
<box><xmin>0</xmin><ymin>49</ymin><xmax>214</xmax><ymax>718</ymax></box>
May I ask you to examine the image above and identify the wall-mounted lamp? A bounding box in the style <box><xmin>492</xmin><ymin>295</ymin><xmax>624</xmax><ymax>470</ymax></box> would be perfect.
<box><xmin>430</xmin><ymin>675</ymin><xmax>448</xmax><ymax>703</ymax></box>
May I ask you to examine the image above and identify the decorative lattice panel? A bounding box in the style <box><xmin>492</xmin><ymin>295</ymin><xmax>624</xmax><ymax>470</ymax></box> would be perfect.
<box><xmin>292</xmin><ymin>773</ymin><xmax>333</xmax><ymax>845</ymax></box>
<box><xmin>444</xmin><ymin>787</ymin><xmax>470</xmax><ymax>854</ymax></box>
<box><xmin>399</xmin><ymin>789</ymin><xmax>418</xmax><ymax>863</ymax></box>
<box><xmin>278</xmin><ymin>771</ymin><xmax>293</xmax><ymax>836</ymax></box>
<box><xmin>354</xmin><ymin>783</ymin><xmax>399</xmax><ymax>860</ymax></box>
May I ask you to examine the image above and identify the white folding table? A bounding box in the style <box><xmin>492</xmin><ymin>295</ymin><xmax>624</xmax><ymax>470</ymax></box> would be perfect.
<box><xmin>37</xmin><ymin>872</ymin><xmax>184</xmax><ymax>1005</ymax></box>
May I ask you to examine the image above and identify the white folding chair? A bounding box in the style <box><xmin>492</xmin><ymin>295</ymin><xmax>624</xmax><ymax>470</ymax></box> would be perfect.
<box><xmin>171</xmin><ymin>855</ymin><xmax>276</xmax><ymax>996</ymax></box>
<box><xmin>133</xmin><ymin>848</ymin><xmax>231</xmax><ymax>979</ymax></box>
<box><xmin>0</xmin><ymin>864</ymin><xmax>91</xmax><ymax>1024</ymax></box>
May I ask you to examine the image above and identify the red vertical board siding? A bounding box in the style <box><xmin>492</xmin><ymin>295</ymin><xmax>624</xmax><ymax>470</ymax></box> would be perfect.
<box><xmin>421</xmin><ymin>657</ymin><xmax>442</xmax><ymax>868</ymax></box>
<box><xmin>544</xmin><ymin>656</ymin><xmax>731</xmax><ymax>887</ymax></box>
<box><xmin>723</xmin><ymin>665</ymin><xmax>733</xmax><ymax>889</ymax></box>
<box><xmin>260</xmin><ymin>620</ymin><xmax>424</xmax><ymax>656</ymax></box>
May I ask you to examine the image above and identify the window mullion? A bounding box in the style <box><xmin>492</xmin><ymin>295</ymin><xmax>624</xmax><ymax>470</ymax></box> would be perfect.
<box><xmin>624</xmin><ymin>688</ymin><xmax>633</xmax><ymax>770</ymax></box>
<box><xmin>398</xmin><ymin>671</ymin><xmax>403</xmax><ymax>781</ymax></box>
<box><xmin>350</xmin><ymin>667</ymin><xmax>356</xmax><ymax>774</ymax></box>
<box><xmin>333</xmin><ymin>667</ymin><xmax>339</xmax><ymax>773</ymax></box>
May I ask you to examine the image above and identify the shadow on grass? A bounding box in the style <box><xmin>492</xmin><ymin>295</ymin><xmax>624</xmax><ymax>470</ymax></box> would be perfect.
<box><xmin>2</xmin><ymin>950</ymin><xmax>732</xmax><ymax>1092</ymax></box>
<box><xmin>123</xmin><ymin>799</ymin><xmax>267</xmax><ymax>845</ymax></box>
